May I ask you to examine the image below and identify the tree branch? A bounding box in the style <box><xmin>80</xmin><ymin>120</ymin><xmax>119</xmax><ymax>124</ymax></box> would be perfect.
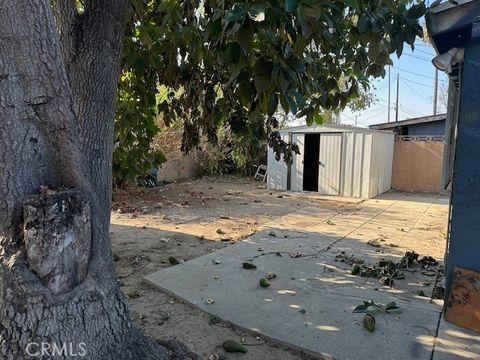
<box><xmin>52</xmin><ymin>0</ymin><xmax>128</xmax><ymax>216</ymax></box>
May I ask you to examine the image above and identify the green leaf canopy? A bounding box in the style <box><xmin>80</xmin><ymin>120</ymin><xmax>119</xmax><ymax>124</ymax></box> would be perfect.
<box><xmin>115</xmin><ymin>0</ymin><xmax>426</xmax><ymax>182</ymax></box>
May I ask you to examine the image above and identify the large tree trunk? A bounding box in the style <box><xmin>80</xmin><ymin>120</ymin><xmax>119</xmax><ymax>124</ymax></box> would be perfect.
<box><xmin>0</xmin><ymin>1</ymin><xmax>196</xmax><ymax>358</ymax></box>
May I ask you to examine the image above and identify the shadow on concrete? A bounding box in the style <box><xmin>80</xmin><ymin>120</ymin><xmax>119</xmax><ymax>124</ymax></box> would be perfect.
<box><xmin>144</xmin><ymin>223</ymin><xmax>446</xmax><ymax>360</ymax></box>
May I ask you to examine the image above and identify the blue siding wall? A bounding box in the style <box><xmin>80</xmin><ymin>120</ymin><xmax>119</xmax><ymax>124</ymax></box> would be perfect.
<box><xmin>446</xmin><ymin>38</ymin><xmax>480</xmax><ymax>297</ymax></box>
<box><xmin>406</xmin><ymin>120</ymin><xmax>445</xmax><ymax>136</ymax></box>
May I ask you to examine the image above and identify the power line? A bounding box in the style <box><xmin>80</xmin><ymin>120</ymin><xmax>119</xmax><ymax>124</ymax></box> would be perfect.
<box><xmin>413</xmin><ymin>49</ymin><xmax>436</xmax><ymax>57</ymax></box>
<box><xmin>389</xmin><ymin>102</ymin><xmax>423</xmax><ymax>116</ymax></box>
<box><xmin>400</xmin><ymin>78</ymin><xmax>434</xmax><ymax>89</ymax></box>
<box><xmin>403</xmin><ymin>53</ymin><xmax>431</xmax><ymax>62</ymax></box>
<box><xmin>412</xmin><ymin>48</ymin><xmax>435</xmax><ymax>56</ymax></box>
<box><xmin>401</xmin><ymin>79</ymin><xmax>432</xmax><ymax>104</ymax></box>
<box><xmin>361</xmin><ymin>103</ymin><xmax>390</xmax><ymax>114</ymax></box>
<box><xmin>364</xmin><ymin>113</ymin><xmax>386</xmax><ymax>123</ymax></box>
<box><xmin>351</xmin><ymin>68</ymin><xmax>439</xmax><ymax>124</ymax></box>
<box><xmin>399</xmin><ymin>104</ymin><xmax>425</xmax><ymax>117</ymax></box>
<box><xmin>400</xmin><ymin>108</ymin><xmax>421</xmax><ymax>117</ymax></box>
<box><xmin>346</xmin><ymin>104</ymin><xmax>390</xmax><ymax>124</ymax></box>
<box><xmin>365</xmin><ymin>102</ymin><xmax>390</xmax><ymax>109</ymax></box>
<box><xmin>377</xmin><ymin>98</ymin><xmax>425</xmax><ymax>117</ymax></box>
<box><xmin>342</xmin><ymin>113</ymin><xmax>355</xmax><ymax>121</ymax></box>
<box><xmin>341</xmin><ymin>113</ymin><xmax>371</xmax><ymax>127</ymax></box>
<box><xmin>356</xmin><ymin>120</ymin><xmax>370</xmax><ymax>127</ymax></box>
<box><xmin>392</xmin><ymin>66</ymin><xmax>443</xmax><ymax>81</ymax></box>
<box><xmin>366</xmin><ymin>105</ymin><xmax>424</xmax><ymax>123</ymax></box>
<box><xmin>363</xmin><ymin>108</ymin><xmax>389</xmax><ymax>122</ymax></box>
<box><xmin>395</xmin><ymin>105</ymin><xmax>421</xmax><ymax>118</ymax></box>
<box><xmin>376</xmin><ymin>103</ymin><xmax>391</xmax><ymax>109</ymax></box>
<box><xmin>376</xmin><ymin>98</ymin><xmax>391</xmax><ymax>105</ymax></box>
<box><xmin>386</xmin><ymin>71</ymin><xmax>436</xmax><ymax>88</ymax></box>
<box><xmin>372</xmin><ymin>79</ymin><xmax>394</xmax><ymax>94</ymax></box>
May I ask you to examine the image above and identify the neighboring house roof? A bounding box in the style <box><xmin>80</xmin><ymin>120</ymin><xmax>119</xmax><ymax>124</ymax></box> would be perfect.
<box><xmin>369</xmin><ymin>114</ymin><xmax>447</xmax><ymax>130</ymax></box>
<box><xmin>278</xmin><ymin>124</ymin><xmax>391</xmax><ymax>135</ymax></box>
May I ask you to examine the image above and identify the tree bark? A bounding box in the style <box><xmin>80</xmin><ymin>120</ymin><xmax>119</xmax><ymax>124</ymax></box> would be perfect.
<box><xmin>0</xmin><ymin>1</ymin><xmax>197</xmax><ymax>358</ymax></box>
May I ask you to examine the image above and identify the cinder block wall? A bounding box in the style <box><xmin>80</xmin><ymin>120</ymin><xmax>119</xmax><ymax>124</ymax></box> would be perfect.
<box><xmin>391</xmin><ymin>140</ymin><xmax>444</xmax><ymax>193</ymax></box>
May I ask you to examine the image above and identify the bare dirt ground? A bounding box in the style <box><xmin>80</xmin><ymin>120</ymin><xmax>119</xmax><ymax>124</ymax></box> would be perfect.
<box><xmin>111</xmin><ymin>175</ymin><xmax>359</xmax><ymax>359</ymax></box>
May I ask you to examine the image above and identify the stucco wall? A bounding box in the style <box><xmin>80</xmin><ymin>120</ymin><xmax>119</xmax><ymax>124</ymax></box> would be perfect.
<box><xmin>392</xmin><ymin>140</ymin><xmax>444</xmax><ymax>193</ymax></box>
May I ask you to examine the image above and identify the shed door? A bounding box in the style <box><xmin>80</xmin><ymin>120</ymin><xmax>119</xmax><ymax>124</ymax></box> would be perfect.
<box><xmin>318</xmin><ymin>133</ymin><xmax>342</xmax><ymax>195</ymax></box>
<box><xmin>291</xmin><ymin>134</ymin><xmax>304</xmax><ymax>191</ymax></box>
<box><xmin>303</xmin><ymin>134</ymin><xmax>320</xmax><ymax>192</ymax></box>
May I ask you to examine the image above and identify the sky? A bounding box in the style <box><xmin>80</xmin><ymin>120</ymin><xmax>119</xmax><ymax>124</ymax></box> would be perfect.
<box><xmin>340</xmin><ymin>39</ymin><xmax>449</xmax><ymax>128</ymax></box>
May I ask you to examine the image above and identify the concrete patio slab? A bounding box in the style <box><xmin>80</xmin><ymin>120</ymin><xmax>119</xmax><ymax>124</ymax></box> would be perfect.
<box><xmin>143</xmin><ymin>193</ymin><xmax>475</xmax><ymax>360</ymax></box>
<box><xmin>145</xmin><ymin>236</ymin><xmax>441</xmax><ymax>359</ymax></box>
<box><xmin>433</xmin><ymin>314</ymin><xmax>480</xmax><ymax>360</ymax></box>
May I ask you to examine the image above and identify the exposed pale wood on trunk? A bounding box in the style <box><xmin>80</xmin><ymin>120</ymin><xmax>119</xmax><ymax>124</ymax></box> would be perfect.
<box><xmin>23</xmin><ymin>190</ymin><xmax>91</xmax><ymax>295</ymax></box>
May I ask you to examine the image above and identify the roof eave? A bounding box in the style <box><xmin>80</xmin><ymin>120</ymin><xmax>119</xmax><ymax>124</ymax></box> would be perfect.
<box><xmin>369</xmin><ymin>114</ymin><xmax>447</xmax><ymax>130</ymax></box>
<box><xmin>427</xmin><ymin>0</ymin><xmax>480</xmax><ymax>55</ymax></box>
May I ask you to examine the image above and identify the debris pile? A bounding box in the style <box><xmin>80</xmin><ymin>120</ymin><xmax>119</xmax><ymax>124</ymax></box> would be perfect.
<box><xmin>337</xmin><ymin>250</ymin><xmax>441</xmax><ymax>288</ymax></box>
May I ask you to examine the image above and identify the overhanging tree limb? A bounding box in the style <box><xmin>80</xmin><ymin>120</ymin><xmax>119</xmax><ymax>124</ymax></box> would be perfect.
<box><xmin>115</xmin><ymin>0</ymin><xmax>427</xmax><ymax>183</ymax></box>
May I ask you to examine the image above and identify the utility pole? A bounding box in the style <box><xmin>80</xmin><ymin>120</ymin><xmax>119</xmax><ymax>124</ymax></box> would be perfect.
<box><xmin>395</xmin><ymin>73</ymin><xmax>400</xmax><ymax>122</ymax></box>
<box><xmin>388</xmin><ymin>66</ymin><xmax>391</xmax><ymax>122</ymax></box>
<box><xmin>433</xmin><ymin>68</ymin><xmax>438</xmax><ymax>115</ymax></box>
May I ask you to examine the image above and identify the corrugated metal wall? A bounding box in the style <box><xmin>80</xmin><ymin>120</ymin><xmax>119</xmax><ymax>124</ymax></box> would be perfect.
<box><xmin>340</xmin><ymin>132</ymin><xmax>372</xmax><ymax>198</ymax></box>
<box><xmin>340</xmin><ymin>131</ymin><xmax>393</xmax><ymax>198</ymax></box>
<box><xmin>267</xmin><ymin>134</ymin><xmax>288</xmax><ymax>190</ymax></box>
<box><xmin>267</xmin><ymin>128</ymin><xmax>394</xmax><ymax>199</ymax></box>
<box><xmin>319</xmin><ymin>133</ymin><xmax>342</xmax><ymax>195</ymax></box>
<box><xmin>368</xmin><ymin>132</ymin><xmax>394</xmax><ymax>198</ymax></box>
<box><xmin>291</xmin><ymin>134</ymin><xmax>304</xmax><ymax>191</ymax></box>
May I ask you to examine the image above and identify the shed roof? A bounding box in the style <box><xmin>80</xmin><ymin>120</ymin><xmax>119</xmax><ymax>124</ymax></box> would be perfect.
<box><xmin>369</xmin><ymin>114</ymin><xmax>446</xmax><ymax>130</ymax></box>
<box><xmin>278</xmin><ymin>124</ymin><xmax>391</xmax><ymax>135</ymax></box>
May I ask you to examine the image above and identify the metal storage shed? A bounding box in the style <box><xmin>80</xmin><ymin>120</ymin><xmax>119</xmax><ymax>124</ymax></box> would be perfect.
<box><xmin>267</xmin><ymin>125</ymin><xmax>394</xmax><ymax>199</ymax></box>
